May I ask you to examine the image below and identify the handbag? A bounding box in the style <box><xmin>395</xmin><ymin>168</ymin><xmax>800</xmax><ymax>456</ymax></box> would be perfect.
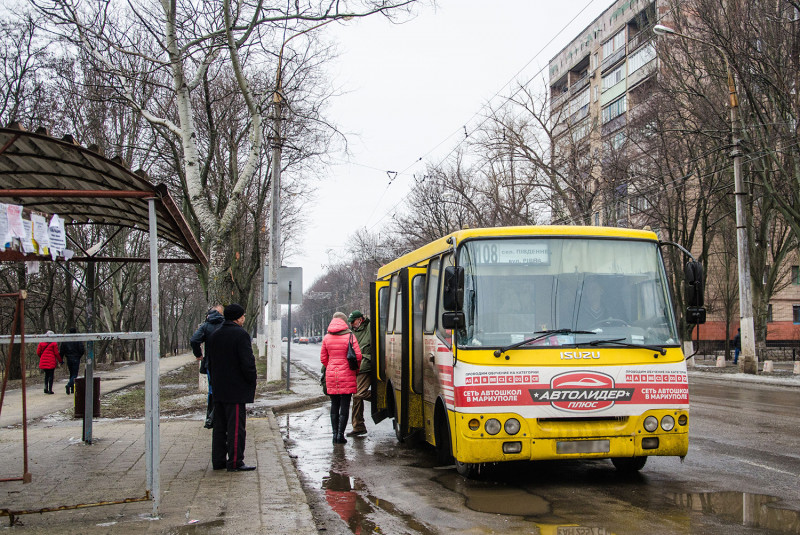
<box><xmin>320</xmin><ymin>365</ymin><xmax>328</xmax><ymax>395</ymax></box>
<box><xmin>346</xmin><ymin>333</ymin><xmax>359</xmax><ymax>370</ymax></box>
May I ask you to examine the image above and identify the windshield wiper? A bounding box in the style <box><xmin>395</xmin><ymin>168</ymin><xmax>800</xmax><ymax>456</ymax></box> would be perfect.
<box><xmin>494</xmin><ymin>329</ymin><xmax>595</xmax><ymax>359</ymax></box>
<box><xmin>586</xmin><ymin>337</ymin><xmax>667</xmax><ymax>355</ymax></box>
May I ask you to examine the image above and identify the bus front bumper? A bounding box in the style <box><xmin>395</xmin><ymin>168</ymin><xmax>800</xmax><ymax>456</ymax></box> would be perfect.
<box><xmin>454</xmin><ymin>432</ymin><xmax>688</xmax><ymax>464</ymax></box>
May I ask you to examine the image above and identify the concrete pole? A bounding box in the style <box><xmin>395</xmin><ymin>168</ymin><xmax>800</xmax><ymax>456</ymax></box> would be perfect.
<box><xmin>728</xmin><ymin>75</ymin><xmax>757</xmax><ymax>374</ymax></box>
<box><xmin>266</xmin><ymin>95</ymin><xmax>283</xmax><ymax>382</ymax></box>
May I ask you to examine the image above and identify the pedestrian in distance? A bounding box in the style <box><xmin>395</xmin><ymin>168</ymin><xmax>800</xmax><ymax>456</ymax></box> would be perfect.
<box><xmin>190</xmin><ymin>304</ymin><xmax>225</xmax><ymax>429</ymax></box>
<box><xmin>347</xmin><ymin>310</ymin><xmax>372</xmax><ymax>437</ymax></box>
<box><xmin>206</xmin><ymin>304</ymin><xmax>258</xmax><ymax>472</ymax></box>
<box><xmin>733</xmin><ymin>328</ymin><xmax>741</xmax><ymax>365</ymax></box>
<box><xmin>321</xmin><ymin>311</ymin><xmax>362</xmax><ymax>445</ymax></box>
<box><xmin>60</xmin><ymin>327</ymin><xmax>85</xmax><ymax>395</ymax></box>
<box><xmin>37</xmin><ymin>331</ymin><xmax>62</xmax><ymax>395</ymax></box>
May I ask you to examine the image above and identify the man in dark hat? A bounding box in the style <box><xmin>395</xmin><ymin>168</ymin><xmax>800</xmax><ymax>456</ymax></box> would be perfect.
<box><xmin>206</xmin><ymin>303</ymin><xmax>257</xmax><ymax>472</ymax></box>
<box><xmin>347</xmin><ymin>310</ymin><xmax>372</xmax><ymax>437</ymax></box>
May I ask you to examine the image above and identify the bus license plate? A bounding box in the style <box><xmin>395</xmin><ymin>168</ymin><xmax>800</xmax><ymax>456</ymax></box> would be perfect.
<box><xmin>556</xmin><ymin>440</ymin><xmax>610</xmax><ymax>454</ymax></box>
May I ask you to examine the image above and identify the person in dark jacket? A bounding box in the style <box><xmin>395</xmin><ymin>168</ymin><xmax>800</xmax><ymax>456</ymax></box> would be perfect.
<box><xmin>190</xmin><ymin>304</ymin><xmax>224</xmax><ymax>428</ymax></box>
<box><xmin>347</xmin><ymin>311</ymin><xmax>372</xmax><ymax>437</ymax></box>
<box><xmin>37</xmin><ymin>331</ymin><xmax>62</xmax><ymax>395</ymax></box>
<box><xmin>60</xmin><ymin>327</ymin><xmax>85</xmax><ymax>395</ymax></box>
<box><xmin>206</xmin><ymin>304</ymin><xmax>257</xmax><ymax>472</ymax></box>
<box><xmin>733</xmin><ymin>327</ymin><xmax>741</xmax><ymax>365</ymax></box>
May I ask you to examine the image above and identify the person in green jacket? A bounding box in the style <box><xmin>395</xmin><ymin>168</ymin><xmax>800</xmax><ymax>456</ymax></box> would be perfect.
<box><xmin>347</xmin><ymin>310</ymin><xmax>372</xmax><ymax>436</ymax></box>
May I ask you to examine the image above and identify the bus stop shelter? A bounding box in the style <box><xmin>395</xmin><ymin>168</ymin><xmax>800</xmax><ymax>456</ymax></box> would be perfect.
<box><xmin>0</xmin><ymin>123</ymin><xmax>207</xmax><ymax>517</ymax></box>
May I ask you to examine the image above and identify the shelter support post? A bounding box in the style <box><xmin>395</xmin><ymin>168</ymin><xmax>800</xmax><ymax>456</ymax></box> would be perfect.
<box><xmin>146</xmin><ymin>198</ymin><xmax>160</xmax><ymax>516</ymax></box>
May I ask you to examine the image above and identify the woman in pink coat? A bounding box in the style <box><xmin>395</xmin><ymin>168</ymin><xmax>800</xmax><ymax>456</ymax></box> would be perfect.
<box><xmin>37</xmin><ymin>331</ymin><xmax>62</xmax><ymax>395</ymax></box>
<box><xmin>320</xmin><ymin>312</ymin><xmax>361</xmax><ymax>444</ymax></box>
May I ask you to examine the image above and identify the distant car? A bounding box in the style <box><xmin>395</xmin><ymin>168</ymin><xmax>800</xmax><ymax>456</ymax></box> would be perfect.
<box><xmin>298</xmin><ymin>337</ymin><xmax>309</xmax><ymax>344</ymax></box>
<box><xmin>281</xmin><ymin>337</ymin><xmax>288</xmax><ymax>342</ymax></box>
<box><xmin>293</xmin><ymin>337</ymin><xmax>299</xmax><ymax>343</ymax></box>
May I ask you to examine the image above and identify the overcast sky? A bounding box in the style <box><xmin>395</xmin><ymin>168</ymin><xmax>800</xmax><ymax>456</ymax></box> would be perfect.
<box><xmin>291</xmin><ymin>0</ymin><xmax>610</xmax><ymax>287</ymax></box>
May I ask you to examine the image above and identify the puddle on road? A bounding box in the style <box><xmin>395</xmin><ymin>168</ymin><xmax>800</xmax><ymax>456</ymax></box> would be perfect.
<box><xmin>322</xmin><ymin>471</ymin><xmax>380</xmax><ymax>534</ymax></box>
<box><xmin>670</xmin><ymin>491</ymin><xmax>800</xmax><ymax>533</ymax></box>
<box><xmin>435</xmin><ymin>472</ymin><xmax>551</xmax><ymax>517</ymax></box>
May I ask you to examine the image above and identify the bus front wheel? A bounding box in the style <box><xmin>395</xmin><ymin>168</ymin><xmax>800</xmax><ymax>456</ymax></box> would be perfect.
<box><xmin>455</xmin><ymin>460</ymin><xmax>481</xmax><ymax>479</ymax></box>
<box><xmin>611</xmin><ymin>456</ymin><xmax>647</xmax><ymax>472</ymax></box>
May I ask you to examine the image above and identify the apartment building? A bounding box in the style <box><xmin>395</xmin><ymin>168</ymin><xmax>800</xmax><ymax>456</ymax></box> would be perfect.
<box><xmin>547</xmin><ymin>0</ymin><xmax>800</xmax><ymax>347</ymax></box>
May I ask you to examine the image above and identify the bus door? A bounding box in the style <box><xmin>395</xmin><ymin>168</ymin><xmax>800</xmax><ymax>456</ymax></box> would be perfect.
<box><xmin>371</xmin><ymin>279</ymin><xmax>390</xmax><ymax>424</ymax></box>
<box><xmin>393</xmin><ymin>267</ymin><xmax>426</xmax><ymax>441</ymax></box>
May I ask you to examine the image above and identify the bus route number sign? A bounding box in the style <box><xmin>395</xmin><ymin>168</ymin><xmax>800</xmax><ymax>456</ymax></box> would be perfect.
<box><xmin>475</xmin><ymin>242</ymin><xmax>550</xmax><ymax>265</ymax></box>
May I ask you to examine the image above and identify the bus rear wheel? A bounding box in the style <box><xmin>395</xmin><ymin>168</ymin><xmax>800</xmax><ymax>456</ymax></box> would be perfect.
<box><xmin>611</xmin><ymin>456</ymin><xmax>647</xmax><ymax>472</ymax></box>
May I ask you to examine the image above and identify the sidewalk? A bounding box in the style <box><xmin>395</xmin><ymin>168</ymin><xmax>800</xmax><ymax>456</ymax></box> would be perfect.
<box><xmin>688</xmin><ymin>358</ymin><xmax>800</xmax><ymax>388</ymax></box>
<box><xmin>1</xmin><ymin>355</ymin><xmax>323</xmax><ymax>533</ymax></box>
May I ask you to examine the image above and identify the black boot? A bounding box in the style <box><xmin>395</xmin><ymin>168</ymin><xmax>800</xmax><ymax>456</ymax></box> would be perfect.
<box><xmin>337</xmin><ymin>416</ymin><xmax>349</xmax><ymax>444</ymax></box>
<box><xmin>331</xmin><ymin>413</ymin><xmax>340</xmax><ymax>445</ymax></box>
<box><xmin>204</xmin><ymin>394</ymin><xmax>214</xmax><ymax>429</ymax></box>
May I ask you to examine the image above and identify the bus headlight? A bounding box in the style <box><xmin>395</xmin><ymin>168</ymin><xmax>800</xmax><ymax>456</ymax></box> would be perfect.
<box><xmin>468</xmin><ymin>419</ymin><xmax>480</xmax><ymax>431</ymax></box>
<box><xmin>678</xmin><ymin>414</ymin><xmax>688</xmax><ymax>426</ymax></box>
<box><xmin>485</xmin><ymin>418</ymin><xmax>501</xmax><ymax>435</ymax></box>
<box><xmin>643</xmin><ymin>416</ymin><xmax>658</xmax><ymax>432</ymax></box>
<box><xmin>661</xmin><ymin>415</ymin><xmax>675</xmax><ymax>431</ymax></box>
<box><xmin>504</xmin><ymin>418</ymin><xmax>521</xmax><ymax>435</ymax></box>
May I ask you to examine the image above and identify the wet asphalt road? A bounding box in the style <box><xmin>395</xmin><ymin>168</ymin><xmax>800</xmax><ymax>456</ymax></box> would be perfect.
<box><xmin>282</xmin><ymin>344</ymin><xmax>800</xmax><ymax>534</ymax></box>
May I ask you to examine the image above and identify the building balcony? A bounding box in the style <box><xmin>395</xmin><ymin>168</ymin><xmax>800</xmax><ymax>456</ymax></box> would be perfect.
<box><xmin>601</xmin><ymin>46</ymin><xmax>626</xmax><ymax>74</ymax></box>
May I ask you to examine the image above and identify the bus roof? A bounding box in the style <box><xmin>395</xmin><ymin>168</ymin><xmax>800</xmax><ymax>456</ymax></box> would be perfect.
<box><xmin>376</xmin><ymin>225</ymin><xmax>659</xmax><ymax>278</ymax></box>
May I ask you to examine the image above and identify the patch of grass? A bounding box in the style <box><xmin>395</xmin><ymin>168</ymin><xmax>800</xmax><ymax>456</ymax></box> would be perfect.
<box><xmin>102</xmin><ymin>363</ymin><xmax>206</xmax><ymax>418</ymax></box>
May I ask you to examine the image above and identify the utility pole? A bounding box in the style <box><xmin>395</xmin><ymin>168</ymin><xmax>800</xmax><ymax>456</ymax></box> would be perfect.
<box><xmin>266</xmin><ymin>90</ymin><xmax>283</xmax><ymax>382</ymax></box>
<box><xmin>266</xmin><ymin>17</ymin><xmax>349</xmax><ymax>381</ymax></box>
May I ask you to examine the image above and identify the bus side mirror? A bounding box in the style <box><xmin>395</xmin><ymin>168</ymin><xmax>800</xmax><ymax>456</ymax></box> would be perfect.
<box><xmin>442</xmin><ymin>266</ymin><xmax>464</xmax><ymax>311</ymax></box>
<box><xmin>441</xmin><ymin>311</ymin><xmax>465</xmax><ymax>329</ymax></box>
<box><xmin>684</xmin><ymin>261</ymin><xmax>704</xmax><ymax>307</ymax></box>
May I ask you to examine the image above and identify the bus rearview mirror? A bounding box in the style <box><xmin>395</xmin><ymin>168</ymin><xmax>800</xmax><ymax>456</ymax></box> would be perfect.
<box><xmin>441</xmin><ymin>311</ymin><xmax>465</xmax><ymax>329</ymax></box>
<box><xmin>684</xmin><ymin>261</ymin><xmax>704</xmax><ymax>308</ymax></box>
<box><xmin>442</xmin><ymin>266</ymin><xmax>464</xmax><ymax>311</ymax></box>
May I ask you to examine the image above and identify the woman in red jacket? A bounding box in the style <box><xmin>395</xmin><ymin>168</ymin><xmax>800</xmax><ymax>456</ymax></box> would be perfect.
<box><xmin>320</xmin><ymin>312</ymin><xmax>361</xmax><ymax>444</ymax></box>
<box><xmin>37</xmin><ymin>331</ymin><xmax>62</xmax><ymax>395</ymax></box>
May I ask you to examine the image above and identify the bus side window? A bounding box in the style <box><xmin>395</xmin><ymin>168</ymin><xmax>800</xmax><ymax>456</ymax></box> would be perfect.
<box><xmin>424</xmin><ymin>257</ymin><xmax>441</xmax><ymax>334</ymax></box>
<box><xmin>378</xmin><ymin>286</ymin><xmax>389</xmax><ymax>379</ymax></box>
<box><xmin>387</xmin><ymin>274</ymin><xmax>399</xmax><ymax>333</ymax></box>
<box><xmin>436</xmin><ymin>253</ymin><xmax>454</xmax><ymax>348</ymax></box>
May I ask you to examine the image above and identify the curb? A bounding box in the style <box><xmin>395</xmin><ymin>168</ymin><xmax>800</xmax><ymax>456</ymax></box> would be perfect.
<box><xmin>689</xmin><ymin>369</ymin><xmax>800</xmax><ymax>389</ymax></box>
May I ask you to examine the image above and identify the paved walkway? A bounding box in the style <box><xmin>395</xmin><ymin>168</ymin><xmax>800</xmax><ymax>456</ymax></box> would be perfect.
<box><xmin>1</xmin><ymin>354</ymin><xmax>322</xmax><ymax>533</ymax></box>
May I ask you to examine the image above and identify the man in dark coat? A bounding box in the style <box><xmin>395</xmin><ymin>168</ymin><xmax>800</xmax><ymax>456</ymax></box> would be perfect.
<box><xmin>60</xmin><ymin>327</ymin><xmax>85</xmax><ymax>395</ymax></box>
<box><xmin>347</xmin><ymin>311</ymin><xmax>372</xmax><ymax>437</ymax></box>
<box><xmin>206</xmin><ymin>304</ymin><xmax>257</xmax><ymax>472</ymax></box>
<box><xmin>190</xmin><ymin>304</ymin><xmax>224</xmax><ymax>428</ymax></box>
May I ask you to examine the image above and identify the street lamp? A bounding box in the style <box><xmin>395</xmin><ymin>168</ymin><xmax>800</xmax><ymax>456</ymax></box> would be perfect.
<box><xmin>654</xmin><ymin>24</ymin><xmax>757</xmax><ymax>374</ymax></box>
<box><xmin>266</xmin><ymin>18</ymin><xmax>350</xmax><ymax>380</ymax></box>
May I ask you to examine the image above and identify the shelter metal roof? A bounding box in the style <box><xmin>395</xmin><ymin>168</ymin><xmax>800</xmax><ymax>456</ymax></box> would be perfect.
<box><xmin>0</xmin><ymin>125</ymin><xmax>207</xmax><ymax>265</ymax></box>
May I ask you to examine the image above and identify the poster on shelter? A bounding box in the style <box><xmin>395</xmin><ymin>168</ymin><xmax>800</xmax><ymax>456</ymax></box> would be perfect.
<box><xmin>0</xmin><ymin>203</ymin><xmax>9</xmax><ymax>250</ymax></box>
<box><xmin>48</xmin><ymin>214</ymin><xmax>66</xmax><ymax>258</ymax></box>
<box><xmin>7</xmin><ymin>204</ymin><xmax>24</xmax><ymax>239</ymax></box>
<box><xmin>31</xmin><ymin>213</ymin><xmax>50</xmax><ymax>256</ymax></box>
<box><xmin>20</xmin><ymin>219</ymin><xmax>35</xmax><ymax>253</ymax></box>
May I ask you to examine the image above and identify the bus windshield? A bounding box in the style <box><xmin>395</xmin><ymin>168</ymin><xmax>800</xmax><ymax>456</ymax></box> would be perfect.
<box><xmin>456</xmin><ymin>237</ymin><xmax>679</xmax><ymax>349</ymax></box>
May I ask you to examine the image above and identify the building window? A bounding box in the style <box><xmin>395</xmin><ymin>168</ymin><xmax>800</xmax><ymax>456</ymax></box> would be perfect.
<box><xmin>602</xmin><ymin>64</ymin><xmax>625</xmax><ymax>91</ymax></box>
<box><xmin>629</xmin><ymin>43</ymin><xmax>656</xmax><ymax>74</ymax></box>
<box><xmin>602</xmin><ymin>30</ymin><xmax>625</xmax><ymax>59</ymax></box>
<box><xmin>594</xmin><ymin>86</ymin><xmax>599</xmax><ymax>102</ymax></box>
<box><xmin>794</xmin><ymin>305</ymin><xmax>800</xmax><ymax>324</ymax></box>
<box><xmin>591</xmin><ymin>52</ymin><xmax>598</xmax><ymax>70</ymax></box>
<box><xmin>792</xmin><ymin>265</ymin><xmax>799</xmax><ymax>284</ymax></box>
<box><xmin>593</xmin><ymin>211</ymin><xmax>600</xmax><ymax>225</ymax></box>
<box><xmin>602</xmin><ymin>95</ymin><xmax>627</xmax><ymax>124</ymax></box>
<box><xmin>767</xmin><ymin>304</ymin><xmax>773</xmax><ymax>323</ymax></box>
